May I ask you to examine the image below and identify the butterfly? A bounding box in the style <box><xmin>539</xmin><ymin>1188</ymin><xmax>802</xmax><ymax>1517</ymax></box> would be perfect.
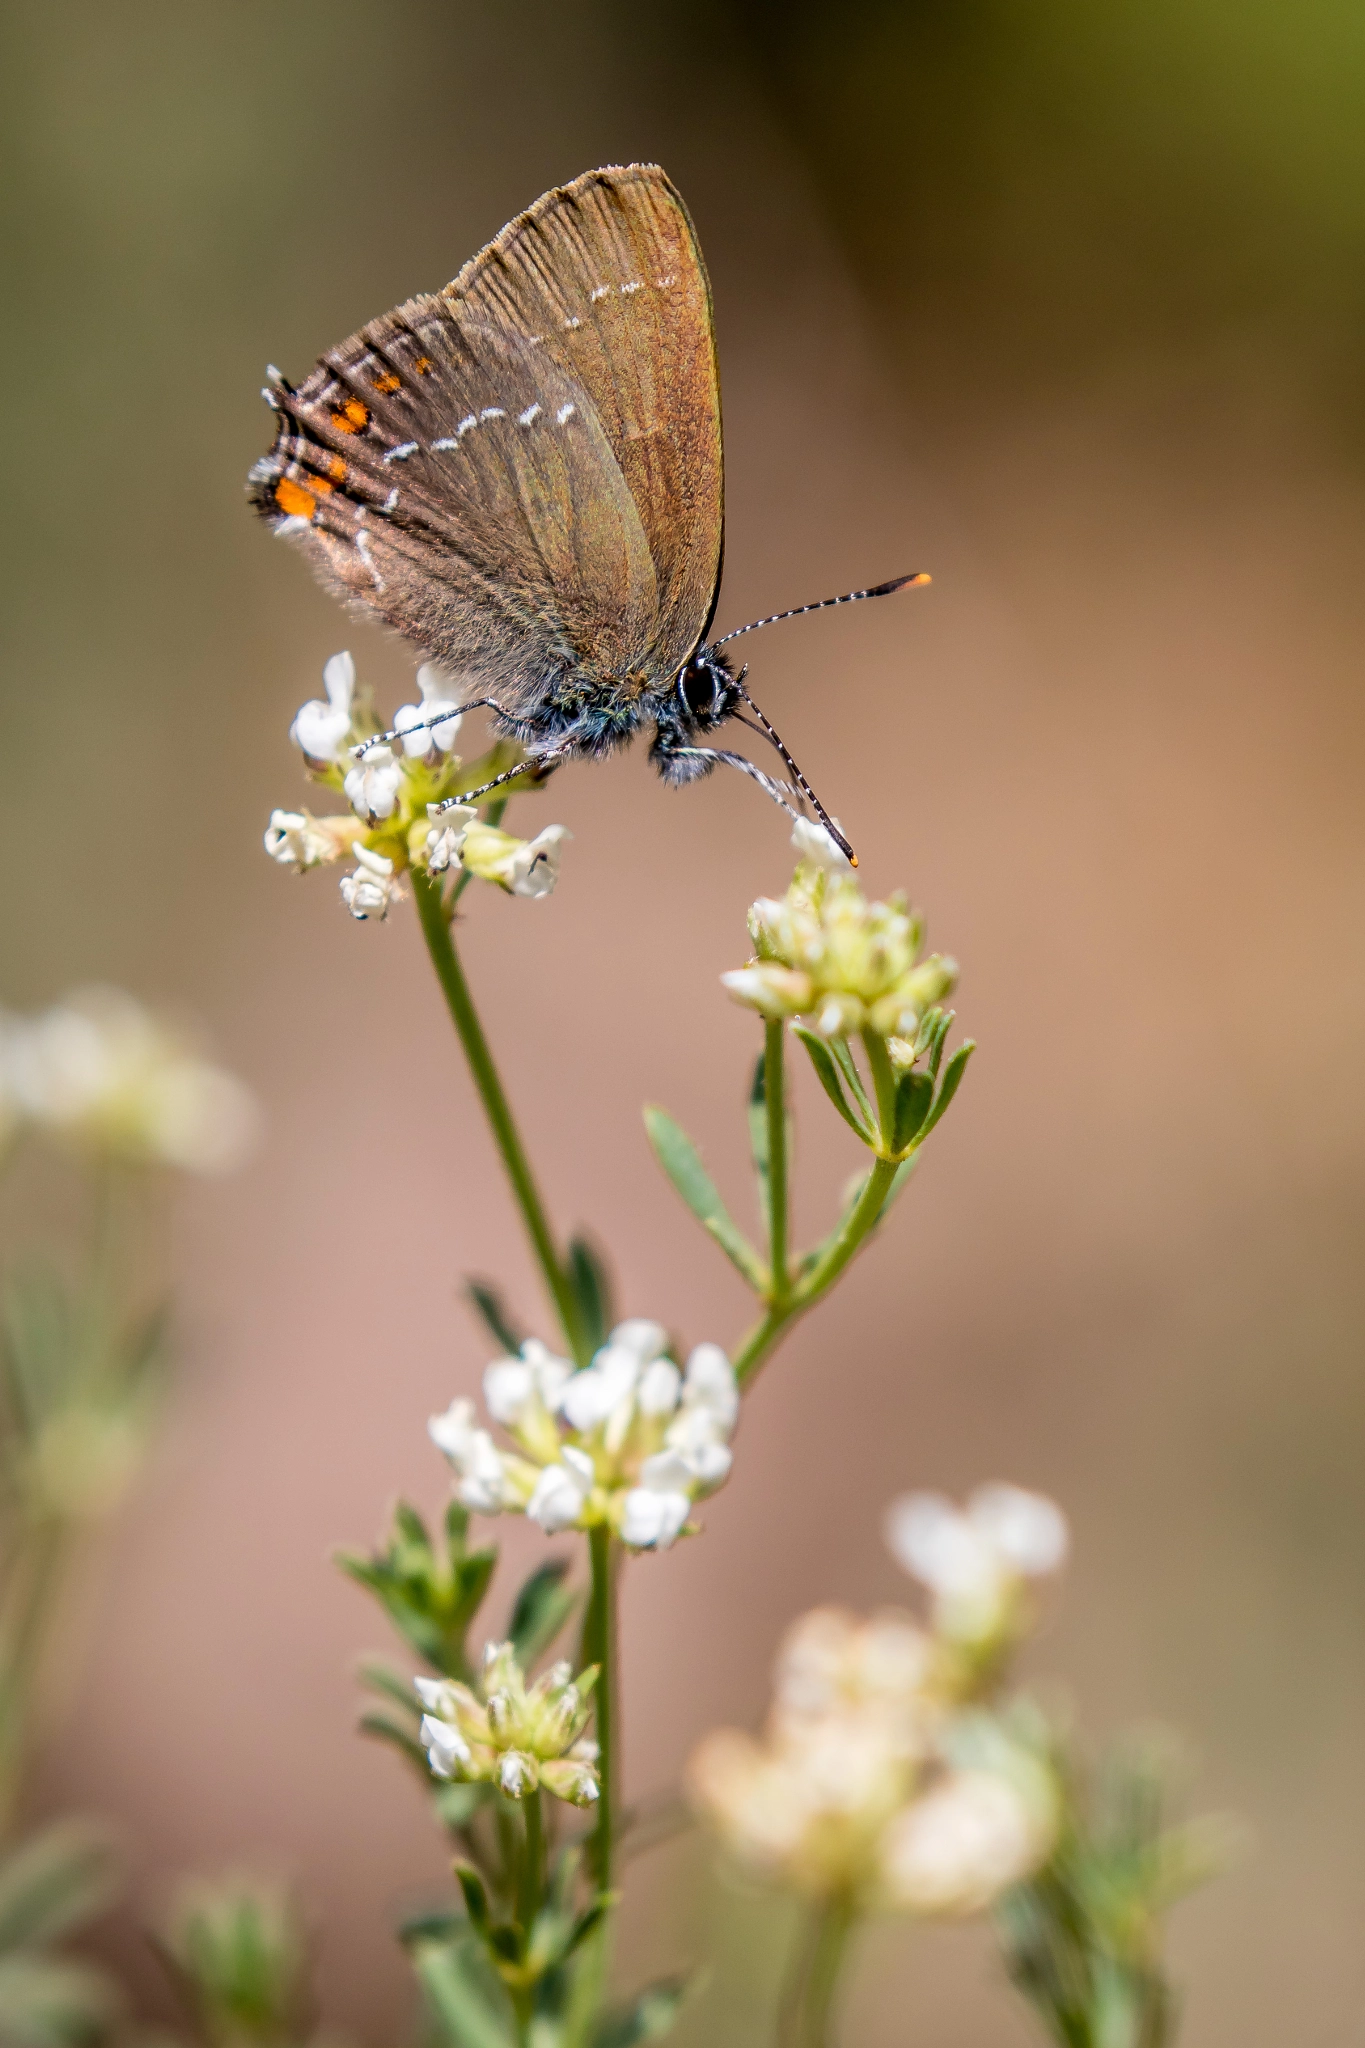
<box><xmin>248</xmin><ymin>163</ymin><xmax>926</xmax><ymax>864</ymax></box>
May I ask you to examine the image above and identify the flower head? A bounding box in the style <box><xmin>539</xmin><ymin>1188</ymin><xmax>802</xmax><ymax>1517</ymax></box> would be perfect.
<box><xmin>416</xmin><ymin>1641</ymin><xmax>600</xmax><ymax>1806</ymax></box>
<box><xmin>428</xmin><ymin>1324</ymin><xmax>738</xmax><ymax>1551</ymax></box>
<box><xmin>884</xmin><ymin>1483</ymin><xmax>1068</xmax><ymax>1656</ymax></box>
<box><xmin>0</xmin><ymin>988</ymin><xmax>257</xmax><ymax>1172</ymax></box>
<box><xmin>723</xmin><ymin>821</ymin><xmax>957</xmax><ymax>1041</ymax></box>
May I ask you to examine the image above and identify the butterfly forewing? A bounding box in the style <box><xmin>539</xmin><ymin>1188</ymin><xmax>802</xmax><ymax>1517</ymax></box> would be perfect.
<box><xmin>445</xmin><ymin>164</ymin><xmax>724</xmax><ymax>682</ymax></box>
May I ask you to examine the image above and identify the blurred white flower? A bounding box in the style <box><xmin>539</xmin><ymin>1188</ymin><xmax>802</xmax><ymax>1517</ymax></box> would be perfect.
<box><xmin>884</xmin><ymin>1484</ymin><xmax>1068</xmax><ymax>1648</ymax></box>
<box><xmin>263</xmin><ymin>809</ymin><xmax>359</xmax><ymax>871</ymax></box>
<box><xmin>394</xmin><ymin>665</ymin><xmax>462</xmax><ymax>758</ymax></box>
<box><xmin>880</xmin><ymin>1767</ymin><xmax>1050</xmax><ymax>1914</ymax></box>
<box><xmin>290</xmin><ymin>651</ymin><xmax>355</xmax><ymax>763</ymax></box>
<box><xmin>2</xmin><ymin>988</ymin><xmax>257</xmax><ymax>1173</ymax></box>
<box><xmin>339</xmin><ymin>845</ymin><xmax>404</xmax><ymax>921</ymax></box>
<box><xmin>791</xmin><ymin>816</ymin><xmax>853</xmax><ymax>872</ymax></box>
<box><xmin>428</xmin><ymin>1324</ymin><xmax>739</xmax><ymax>1551</ymax></box>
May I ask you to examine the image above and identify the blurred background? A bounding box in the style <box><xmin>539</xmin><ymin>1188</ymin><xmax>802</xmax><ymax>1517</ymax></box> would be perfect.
<box><xmin>2</xmin><ymin>0</ymin><xmax>1363</xmax><ymax>2042</ymax></box>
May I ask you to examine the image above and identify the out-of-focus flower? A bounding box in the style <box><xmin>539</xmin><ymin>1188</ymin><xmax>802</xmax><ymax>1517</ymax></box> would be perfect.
<box><xmin>263</xmin><ymin>809</ymin><xmax>361</xmax><ymax>871</ymax></box>
<box><xmin>723</xmin><ymin>823</ymin><xmax>957</xmax><ymax>1041</ymax></box>
<box><xmin>428</xmin><ymin>1323</ymin><xmax>738</xmax><ymax>1551</ymax></box>
<box><xmin>1</xmin><ymin>988</ymin><xmax>257</xmax><ymax>1172</ymax></box>
<box><xmin>452</xmin><ymin>820</ymin><xmax>572</xmax><ymax>899</ymax></box>
<box><xmin>339</xmin><ymin>845</ymin><xmax>404</xmax><ymax>921</ymax></box>
<box><xmin>290</xmin><ymin>651</ymin><xmax>355</xmax><ymax>763</ymax></box>
<box><xmin>415</xmin><ymin>1641</ymin><xmax>599</xmax><ymax>1805</ymax></box>
<box><xmin>884</xmin><ymin>1484</ymin><xmax>1068</xmax><ymax>1655</ymax></box>
<box><xmin>879</xmin><ymin>1765</ymin><xmax>1051</xmax><ymax>1914</ymax></box>
<box><xmin>394</xmin><ymin>665</ymin><xmax>462</xmax><ymax>759</ymax></box>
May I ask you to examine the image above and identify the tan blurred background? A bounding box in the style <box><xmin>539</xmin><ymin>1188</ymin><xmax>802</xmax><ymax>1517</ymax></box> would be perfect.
<box><xmin>2</xmin><ymin>0</ymin><xmax>1363</xmax><ymax>2041</ymax></box>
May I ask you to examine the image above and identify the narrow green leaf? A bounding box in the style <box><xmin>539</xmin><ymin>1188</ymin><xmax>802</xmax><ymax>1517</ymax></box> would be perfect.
<box><xmin>358</xmin><ymin>1713</ymin><xmax>429</xmax><ymax>1769</ymax></box>
<box><xmin>413</xmin><ymin>1938</ymin><xmax>516</xmax><ymax>2048</ymax></box>
<box><xmin>357</xmin><ymin>1659</ymin><xmax>422</xmax><ymax>1717</ymax></box>
<box><xmin>0</xmin><ymin>1824</ymin><xmax>121</xmax><ymax>1954</ymax></box>
<box><xmin>892</xmin><ymin>1070</ymin><xmax>934</xmax><ymax>1155</ymax></box>
<box><xmin>641</xmin><ymin>1108</ymin><xmax>767</xmax><ymax>1290</ymax></box>
<box><xmin>593</xmin><ymin>1976</ymin><xmax>691</xmax><ymax>2048</ymax></box>
<box><xmin>828</xmin><ymin>1035</ymin><xmax>875</xmax><ymax>1121</ymax></box>
<box><xmin>915</xmin><ymin>1042</ymin><xmax>975</xmax><ymax>1142</ymax></box>
<box><xmin>747</xmin><ymin>1053</ymin><xmax>771</xmax><ymax>1236</ymax></box>
<box><xmin>566</xmin><ymin>1237</ymin><xmax>614</xmax><ymax>1354</ymax></box>
<box><xmin>790</xmin><ymin>1028</ymin><xmax>873</xmax><ymax>1143</ymax></box>
<box><xmin>508</xmin><ymin>1559</ymin><xmax>578</xmax><ymax>1667</ymax></box>
<box><xmin>465</xmin><ymin>1280</ymin><xmax>526</xmax><ymax>1357</ymax></box>
<box><xmin>453</xmin><ymin>1866</ymin><xmax>491</xmax><ymax>1932</ymax></box>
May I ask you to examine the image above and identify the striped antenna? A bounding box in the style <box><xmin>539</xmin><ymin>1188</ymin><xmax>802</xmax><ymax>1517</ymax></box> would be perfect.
<box><xmin>712</xmin><ymin>572</ymin><xmax>930</xmax><ymax>648</ymax></box>
<box><xmin>734</xmin><ymin>677</ymin><xmax>860</xmax><ymax>867</ymax></box>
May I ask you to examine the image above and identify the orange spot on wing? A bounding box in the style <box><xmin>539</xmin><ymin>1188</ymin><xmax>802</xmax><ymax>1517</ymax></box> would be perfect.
<box><xmin>327</xmin><ymin>454</ymin><xmax>347</xmax><ymax>481</ymax></box>
<box><xmin>370</xmin><ymin>370</ymin><xmax>401</xmax><ymax>394</ymax></box>
<box><xmin>275</xmin><ymin>477</ymin><xmax>317</xmax><ymax>520</ymax></box>
<box><xmin>412</xmin><ymin>355</ymin><xmax>433</xmax><ymax>374</ymax></box>
<box><xmin>309</xmin><ymin>473</ymin><xmax>334</xmax><ymax>494</ymax></box>
<box><xmin>331</xmin><ymin>398</ymin><xmax>369</xmax><ymax>433</ymax></box>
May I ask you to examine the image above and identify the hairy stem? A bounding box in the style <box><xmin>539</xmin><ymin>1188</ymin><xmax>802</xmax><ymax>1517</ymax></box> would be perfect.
<box><xmin>778</xmin><ymin>1892</ymin><xmax>855</xmax><ymax>2048</ymax></box>
<box><xmin>414</xmin><ymin>873</ymin><xmax>591</xmax><ymax>1366</ymax></box>
<box><xmin>582</xmin><ymin>1524</ymin><xmax>619</xmax><ymax>1891</ymax></box>
<box><xmin>764</xmin><ymin>1020</ymin><xmax>790</xmax><ymax>1306</ymax></box>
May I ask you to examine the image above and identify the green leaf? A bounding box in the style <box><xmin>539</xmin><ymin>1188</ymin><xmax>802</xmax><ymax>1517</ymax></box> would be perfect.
<box><xmin>566</xmin><ymin>1237</ymin><xmax>614</xmax><ymax>1355</ymax></box>
<box><xmin>592</xmin><ymin>1976</ymin><xmax>691</xmax><ymax>2048</ymax></box>
<box><xmin>915</xmin><ymin>1042</ymin><xmax>975</xmax><ymax>1143</ymax></box>
<box><xmin>0</xmin><ymin>1824</ymin><xmax>121</xmax><ymax>1955</ymax></box>
<box><xmin>413</xmin><ymin>1937</ymin><xmax>516</xmax><ymax>2048</ymax></box>
<box><xmin>508</xmin><ymin>1560</ymin><xmax>577</xmax><ymax>1669</ymax></box>
<box><xmin>357</xmin><ymin>1658</ymin><xmax>422</xmax><ymax>1716</ymax></box>
<box><xmin>465</xmin><ymin>1280</ymin><xmax>526</xmax><ymax>1357</ymax></box>
<box><xmin>828</xmin><ymin>1035</ymin><xmax>874</xmax><ymax>1121</ymax></box>
<box><xmin>453</xmin><ymin>1867</ymin><xmax>491</xmax><ymax>1933</ymax></box>
<box><xmin>358</xmin><ymin>1713</ymin><xmax>429</xmax><ymax>1770</ymax></box>
<box><xmin>641</xmin><ymin>1108</ymin><xmax>767</xmax><ymax>1291</ymax></box>
<box><xmin>790</xmin><ymin>1029</ymin><xmax>873</xmax><ymax>1143</ymax></box>
<box><xmin>0</xmin><ymin>1954</ymin><xmax>120</xmax><ymax>2048</ymax></box>
<box><xmin>892</xmin><ymin>1070</ymin><xmax>933</xmax><ymax>1155</ymax></box>
<box><xmin>747</xmin><ymin>1054</ymin><xmax>771</xmax><ymax>1236</ymax></box>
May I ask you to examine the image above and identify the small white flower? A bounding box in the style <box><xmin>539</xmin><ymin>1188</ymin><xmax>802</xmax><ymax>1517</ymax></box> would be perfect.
<box><xmin>619</xmin><ymin>1485</ymin><xmax>691</xmax><ymax>1550</ymax></box>
<box><xmin>428</xmin><ymin>1398</ymin><xmax>512</xmax><ymax>1512</ymax></box>
<box><xmin>880</xmin><ymin>1769</ymin><xmax>1045</xmax><ymax>1914</ymax></box>
<box><xmin>343</xmin><ymin>748</ymin><xmax>404</xmax><ymax>824</ymax></box>
<box><xmin>420</xmin><ymin>1713</ymin><xmax>472</xmax><ymax>1779</ymax></box>
<box><xmin>680</xmin><ymin>1343</ymin><xmax>739</xmax><ymax>1432</ymax></box>
<box><xmin>609</xmin><ymin>1319</ymin><xmax>669</xmax><ymax>1360</ymax></box>
<box><xmin>637</xmin><ymin>1358</ymin><xmax>682</xmax><ymax>1416</ymax></box>
<box><xmin>559</xmin><ymin>1345</ymin><xmax>641</xmax><ymax>1435</ymax></box>
<box><xmin>263</xmin><ymin>808</ymin><xmax>356</xmax><ymax>871</ymax></box>
<box><xmin>526</xmin><ymin>1446</ymin><xmax>594</xmax><ymax>1533</ymax></box>
<box><xmin>394</xmin><ymin>664</ymin><xmax>463</xmax><ymax>758</ymax></box>
<box><xmin>290</xmin><ymin>651</ymin><xmax>356</xmax><ymax>762</ymax></box>
<box><xmin>483</xmin><ymin>1339</ymin><xmax>572</xmax><ymax>1428</ymax></box>
<box><xmin>425</xmin><ymin>805</ymin><xmax>476</xmax><ymax>874</ymax></box>
<box><xmin>507</xmin><ymin>823</ymin><xmax>571</xmax><ymax>899</ymax></box>
<box><xmin>498</xmin><ymin>1751</ymin><xmax>537</xmax><ymax>1797</ymax></box>
<box><xmin>339</xmin><ymin>845</ymin><xmax>403</xmax><ymax>921</ymax></box>
<box><xmin>791</xmin><ymin>816</ymin><xmax>853</xmax><ymax>872</ymax></box>
<box><xmin>884</xmin><ymin>1484</ymin><xmax>1068</xmax><ymax>1645</ymax></box>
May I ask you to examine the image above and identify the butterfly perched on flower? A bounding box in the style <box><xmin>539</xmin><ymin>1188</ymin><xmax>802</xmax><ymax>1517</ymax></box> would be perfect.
<box><xmin>249</xmin><ymin>164</ymin><xmax>926</xmax><ymax>863</ymax></box>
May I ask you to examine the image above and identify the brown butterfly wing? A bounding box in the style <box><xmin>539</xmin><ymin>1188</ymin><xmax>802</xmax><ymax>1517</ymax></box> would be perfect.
<box><xmin>250</xmin><ymin>310</ymin><xmax>659</xmax><ymax>717</ymax></box>
<box><xmin>442</xmin><ymin>163</ymin><xmax>724</xmax><ymax>683</ymax></box>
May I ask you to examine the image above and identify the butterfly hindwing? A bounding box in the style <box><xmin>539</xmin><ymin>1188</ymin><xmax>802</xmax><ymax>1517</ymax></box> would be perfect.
<box><xmin>445</xmin><ymin>164</ymin><xmax>724</xmax><ymax>682</ymax></box>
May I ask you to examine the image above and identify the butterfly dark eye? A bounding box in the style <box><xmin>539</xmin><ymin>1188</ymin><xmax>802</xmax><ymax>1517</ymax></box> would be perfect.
<box><xmin>679</xmin><ymin>664</ymin><xmax>717</xmax><ymax>718</ymax></box>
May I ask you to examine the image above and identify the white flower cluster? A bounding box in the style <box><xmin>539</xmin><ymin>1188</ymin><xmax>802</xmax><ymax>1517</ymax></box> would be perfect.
<box><xmin>264</xmin><ymin>652</ymin><xmax>570</xmax><ymax>918</ymax></box>
<box><xmin>0</xmin><ymin>987</ymin><xmax>257</xmax><ymax>1172</ymax></box>
<box><xmin>689</xmin><ymin>1484</ymin><xmax>1068</xmax><ymax>1914</ymax></box>
<box><xmin>429</xmin><ymin>1320</ymin><xmax>738</xmax><ymax>1551</ymax></box>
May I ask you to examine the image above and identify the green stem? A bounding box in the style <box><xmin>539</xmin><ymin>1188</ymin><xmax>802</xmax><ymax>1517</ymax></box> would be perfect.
<box><xmin>732</xmin><ymin>1156</ymin><xmax>898</xmax><ymax>1387</ymax></box>
<box><xmin>778</xmin><ymin>1892</ymin><xmax>855</xmax><ymax>2048</ymax></box>
<box><xmin>764</xmin><ymin>1020</ymin><xmax>789</xmax><ymax>1306</ymax></box>
<box><xmin>414</xmin><ymin>873</ymin><xmax>591</xmax><ymax>1366</ymax></box>
<box><xmin>582</xmin><ymin>1524</ymin><xmax>618</xmax><ymax>1891</ymax></box>
<box><xmin>518</xmin><ymin>1789</ymin><xmax>543</xmax><ymax>1933</ymax></box>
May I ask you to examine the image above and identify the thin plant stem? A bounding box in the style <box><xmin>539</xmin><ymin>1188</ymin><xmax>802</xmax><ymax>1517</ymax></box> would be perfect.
<box><xmin>732</xmin><ymin>1156</ymin><xmax>899</xmax><ymax>1387</ymax></box>
<box><xmin>413</xmin><ymin>873</ymin><xmax>591</xmax><ymax>1367</ymax></box>
<box><xmin>582</xmin><ymin>1524</ymin><xmax>618</xmax><ymax>1892</ymax></box>
<box><xmin>518</xmin><ymin>1789</ymin><xmax>543</xmax><ymax>1933</ymax></box>
<box><xmin>764</xmin><ymin>1020</ymin><xmax>790</xmax><ymax>1305</ymax></box>
<box><xmin>778</xmin><ymin>1892</ymin><xmax>855</xmax><ymax>2048</ymax></box>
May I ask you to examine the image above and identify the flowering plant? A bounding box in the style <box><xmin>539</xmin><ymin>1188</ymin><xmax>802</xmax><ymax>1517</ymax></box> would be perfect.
<box><xmin>255</xmin><ymin>653</ymin><xmax>1225</xmax><ymax>2048</ymax></box>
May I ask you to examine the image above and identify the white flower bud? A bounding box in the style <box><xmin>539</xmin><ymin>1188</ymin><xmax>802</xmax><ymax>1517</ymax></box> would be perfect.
<box><xmin>791</xmin><ymin>816</ymin><xmax>853</xmax><ymax>871</ymax></box>
<box><xmin>394</xmin><ymin>665</ymin><xmax>463</xmax><ymax>757</ymax></box>
<box><xmin>343</xmin><ymin>748</ymin><xmax>404</xmax><ymax>824</ymax></box>
<box><xmin>425</xmin><ymin>805</ymin><xmax>476</xmax><ymax>874</ymax></box>
<box><xmin>507</xmin><ymin>824</ymin><xmax>571</xmax><ymax>898</ymax></box>
<box><xmin>526</xmin><ymin>1456</ymin><xmax>591</xmax><ymax>1534</ymax></box>
<box><xmin>339</xmin><ymin>845</ymin><xmax>403</xmax><ymax>921</ymax></box>
<box><xmin>619</xmin><ymin>1485</ymin><xmax>690</xmax><ymax>1550</ymax></box>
